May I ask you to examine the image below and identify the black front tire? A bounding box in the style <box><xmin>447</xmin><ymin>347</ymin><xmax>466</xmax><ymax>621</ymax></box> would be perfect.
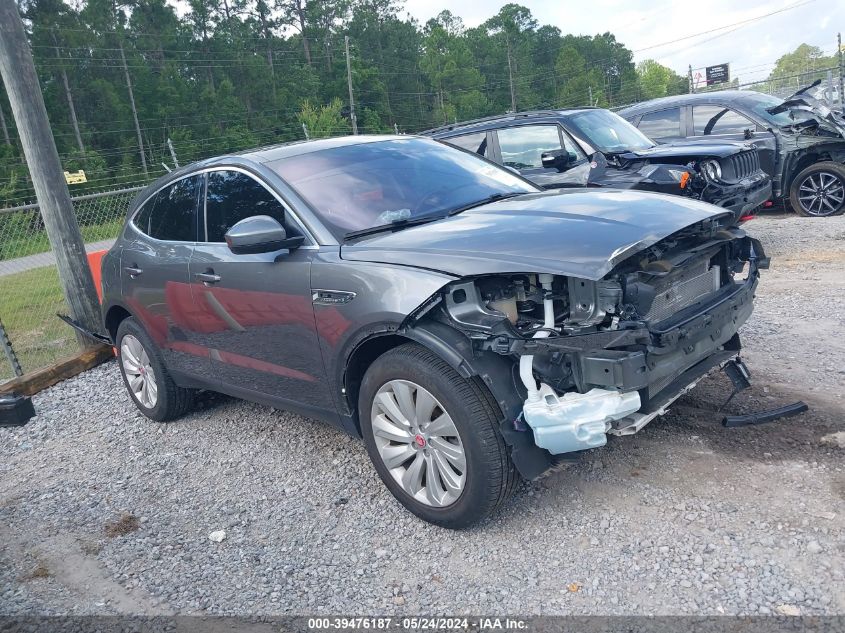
<box><xmin>358</xmin><ymin>343</ymin><xmax>517</xmax><ymax>529</ymax></box>
<box><xmin>115</xmin><ymin>317</ymin><xmax>194</xmax><ymax>422</ymax></box>
<box><xmin>789</xmin><ymin>162</ymin><xmax>845</xmax><ymax>217</ymax></box>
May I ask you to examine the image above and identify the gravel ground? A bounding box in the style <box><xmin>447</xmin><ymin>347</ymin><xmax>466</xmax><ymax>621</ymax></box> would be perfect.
<box><xmin>1</xmin><ymin>214</ymin><xmax>844</xmax><ymax>617</ymax></box>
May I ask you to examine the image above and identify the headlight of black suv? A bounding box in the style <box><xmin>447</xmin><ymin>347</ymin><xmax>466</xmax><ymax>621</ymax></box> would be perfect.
<box><xmin>700</xmin><ymin>159</ymin><xmax>722</xmax><ymax>182</ymax></box>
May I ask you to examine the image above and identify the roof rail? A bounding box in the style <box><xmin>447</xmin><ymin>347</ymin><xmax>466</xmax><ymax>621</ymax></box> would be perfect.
<box><xmin>419</xmin><ymin>109</ymin><xmax>568</xmax><ymax>135</ymax></box>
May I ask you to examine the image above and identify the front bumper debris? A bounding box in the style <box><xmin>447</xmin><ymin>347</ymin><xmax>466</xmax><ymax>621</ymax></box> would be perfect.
<box><xmin>723</xmin><ymin>402</ymin><xmax>809</xmax><ymax>427</ymax></box>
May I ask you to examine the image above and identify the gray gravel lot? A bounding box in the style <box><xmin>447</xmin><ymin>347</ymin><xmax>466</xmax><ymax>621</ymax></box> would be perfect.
<box><xmin>1</xmin><ymin>214</ymin><xmax>844</xmax><ymax>616</ymax></box>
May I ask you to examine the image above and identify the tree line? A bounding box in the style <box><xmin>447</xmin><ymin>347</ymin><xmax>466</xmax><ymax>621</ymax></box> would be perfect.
<box><xmin>0</xmin><ymin>0</ymin><xmax>806</xmax><ymax>204</ymax></box>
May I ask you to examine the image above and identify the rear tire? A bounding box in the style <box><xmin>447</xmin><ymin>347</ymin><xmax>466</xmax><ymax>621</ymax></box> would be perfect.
<box><xmin>116</xmin><ymin>317</ymin><xmax>194</xmax><ymax>422</ymax></box>
<box><xmin>789</xmin><ymin>162</ymin><xmax>845</xmax><ymax>217</ymax></box>
<box><xmin>359</xmin><ymin>343</ymin><xmax>517</xmax><ymax>529</ymax></box>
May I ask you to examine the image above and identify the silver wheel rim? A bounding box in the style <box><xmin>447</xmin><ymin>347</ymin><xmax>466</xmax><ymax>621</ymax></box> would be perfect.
<box><xmin>798</xmin><ymin>171</ymin><xmax>845</xmax><ymax>216</ymax></box>
<box><xmin>120</xmin><ymin>334</ymin><xmax>158</xmax><ymax>409</ymax></box>
<box><xmin>371</xmin><ymin>379</ymin><xmax>466</xmax><ymax>507</ymax></box>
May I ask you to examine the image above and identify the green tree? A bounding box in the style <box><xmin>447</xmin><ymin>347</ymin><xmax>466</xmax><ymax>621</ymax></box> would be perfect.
<box><xmin>636</xmin><ymin>59</ymin><xmax>687</xmax><ymax>101</ymax></box>
<box><xmin>298</xmin><ymin>97</ymin><xmax>350</xmax><ymax>138</ymax></box>
<box><xmin>0</xmin><ymin>0</ymin><xmax>690</xmax><ymax>203</ymax></box>
<box><xmin>421</xmin><ymin>11</ymin><xmax>487</xmax><ymax>123</ymax></box>
<box><xmin>555</xmin><ymin>45</ymin><xmax>606</xmax><ymax>107</ymax></box>
<box><xmin>770</xmin><ymin>44</ymin><xmax>836</xmax><ymax>78</ymax></box>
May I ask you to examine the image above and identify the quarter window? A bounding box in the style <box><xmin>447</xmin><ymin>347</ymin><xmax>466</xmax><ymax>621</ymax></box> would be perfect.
<box><xmin>637</xmin><ymin>108</ymin><xmax>681</xmax><ymax>141</ymax></box>
<box><xmin>132</xmin><ymin>175</ymin><xmax>201</xmax><ymax>242</ymax></box>
<box><xmin>693</xmin><ymin>105</ymin><xmax>755</xmax><ymax>136</ymax></box>
<box><xmin>497</xmin><ymin>125</ymin><xmax>581</xmax><ymax>170</ymax></box>
<box><xmin>444</xmin><ymin>132</ymin><xmax>488</xmax><ymax>156</ymax></box>
<box><xmin>204</xmin><ymin>170</ymin><xmax>288</xmax><ymax>243</ymax></box>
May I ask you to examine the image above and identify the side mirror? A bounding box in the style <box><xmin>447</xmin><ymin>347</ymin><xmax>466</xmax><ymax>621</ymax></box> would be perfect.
<box><xmin>541</xmin><ymin>149</ymin><xmax>572</xmax><ymax>171</ymax></box>
<box><xmin>224</xmin><ymin>215</ymin><xmax>305</xmax><ymax>255</ymax></box>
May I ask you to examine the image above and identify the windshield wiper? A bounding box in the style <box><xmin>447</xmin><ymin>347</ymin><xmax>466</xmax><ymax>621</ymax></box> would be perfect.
<box><xmin>446</xmin><ymin>192</ymin><xmax>524</xmax><ymax>216</ymax></box>
<box><xmin>342</xmin><ymin>215</ymin><xmax>441</xmax><ymax>242</ymax></box>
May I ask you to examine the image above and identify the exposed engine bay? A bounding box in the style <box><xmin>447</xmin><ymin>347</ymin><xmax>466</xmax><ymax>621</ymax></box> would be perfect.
<box><xmin>407</xmin><ymin>218</ymin><xmax>768</xmax><ymax>469</ymax></box>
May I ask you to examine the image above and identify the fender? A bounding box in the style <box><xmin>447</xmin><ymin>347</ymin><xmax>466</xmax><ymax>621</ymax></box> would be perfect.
<box><xmin>340</xmin><ymin>319</ymin><xmax>511</xmax><ymax>421</ymax></box>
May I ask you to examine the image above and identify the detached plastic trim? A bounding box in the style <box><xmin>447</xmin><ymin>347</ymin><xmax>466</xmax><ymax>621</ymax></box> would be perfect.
<box><xmin>722</xmin><ymin>401</ymin><xmax>808</xmax><ymax>427</ymax></box>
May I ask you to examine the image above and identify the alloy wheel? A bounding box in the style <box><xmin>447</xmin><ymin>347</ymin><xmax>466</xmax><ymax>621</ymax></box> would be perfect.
<box><xmin>120</xmin><ymin>334</ymin><xmax>158</xmax><ymax>409</ymax></box>
<box><xmin>798</xmin><ymin>171</ymin><xmax>845</xmax><ymax>216</ymax></box>
<box><xmin>370</xmin><ymin>379</ymin><xmax>466</xmax><ymax>507</ymax></box>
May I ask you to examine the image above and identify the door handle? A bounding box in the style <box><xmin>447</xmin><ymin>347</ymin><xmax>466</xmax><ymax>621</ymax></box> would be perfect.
<box><xmin>124</xmin><ymin>265</ymin><xmax>143</xmax><ymax>278</ymax></box>
<box><xmin>195</xmin><ymin>271</ymin><xmax>222</xmax><ymax>285</ymax></box>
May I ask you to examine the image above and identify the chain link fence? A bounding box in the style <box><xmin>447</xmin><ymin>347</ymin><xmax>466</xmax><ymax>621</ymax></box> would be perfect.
<box><xmin>0</xmin><ymin>185</ymin><xmax>144</xmax><ymax>383</ymax></box>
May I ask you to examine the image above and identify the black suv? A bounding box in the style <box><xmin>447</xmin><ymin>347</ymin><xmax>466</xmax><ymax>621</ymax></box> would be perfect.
<box><xmin>424</xmin><ymin>108</ymin><xmax>771</xmax><ymax>223</ymax></box>
<box><xmin>619</xmin><ymin>82</ymin><xmax>845</xmax><ymax>217</ymax></box>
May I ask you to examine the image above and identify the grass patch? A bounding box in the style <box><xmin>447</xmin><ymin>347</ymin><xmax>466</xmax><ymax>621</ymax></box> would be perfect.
<box><xmin>0</xmin><ymin>266</ymin><xmax>76</xmax><ymax>380</ymax></box>
<box><xmin>0</xmin><ymin>219</ymin><xmax>122</xmax><ymax>261</ymax></box>
<box><xmin>104</xmin><ymin>513</ymin><xmax>140</xmax><ymax>538</ymax></box>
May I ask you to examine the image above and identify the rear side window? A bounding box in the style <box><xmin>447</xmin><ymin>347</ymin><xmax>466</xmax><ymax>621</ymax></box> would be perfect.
<box><xmin>637</xmin><ymin>108</ymin><xmax>681</xmax><ymax>141</ymax></box>
<box><xmin>132</xmin><ymin>175</ymin><xmax>201</xmax><ymax>242</ymax></box>
<box><xmin>204</xmin><ymin>170</ymin><xmax>288</xmax><ymax>243</ymax></box>
<box><xmin>444</xmin><ymin>132</ymin><xmax>488</xmax><ymax>156</ymax></box>
<box><xmin>693</xmin><ymin>105</ymin><xmax>754</xmax><ymax>136</ymax></box>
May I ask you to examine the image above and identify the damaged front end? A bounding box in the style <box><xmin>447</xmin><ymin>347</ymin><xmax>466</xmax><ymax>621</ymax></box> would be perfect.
<box><xmin>768</xmin><ymin>79</ymin><xmax>845</xmax><ymax>139</ymax></box>
<box><xmin>404</xmin><ymin>219</ymin><xmax>768</xmax><ymax>478</ymax></box>
<box><xmin>589</xmin><ymin>148</ymin><xmax>771</xmax><ymax>223</ymax></box>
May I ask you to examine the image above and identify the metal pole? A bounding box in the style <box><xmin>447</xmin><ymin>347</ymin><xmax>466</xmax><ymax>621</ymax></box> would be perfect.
<box><xmin>827</xmin><ymin>70</ymin><xmax>834</xmax><ymax>104</ymax></box>
<box><xmin>344</xmin><ymin>36</ymin><xmax>358</xmax><ymax>135</ymax></box>
<box><xmin>688</xmin><ymin>65</ymin><xmax>694</xmax><ymax>94</ymax></box>
<box><xmin>0</xmin><ymin>0</ymin><xmax>102</xmax><ymax>346</ymax></box>
<box><xmin>0</xmin><ymin>318</ymin><xmax>23</xmax><ymax>377</ymax></box>
<box><xmin>838</xmin><ymin>33</ymin><xmax>844</xmax><ymax>111</ymax></box>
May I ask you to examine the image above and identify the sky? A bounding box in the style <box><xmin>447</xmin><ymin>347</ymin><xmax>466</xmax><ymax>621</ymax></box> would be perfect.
<box><xmin>401</xmin><ymin>0</ymin><xmax>844</xmax><ymax>85</ymax></box>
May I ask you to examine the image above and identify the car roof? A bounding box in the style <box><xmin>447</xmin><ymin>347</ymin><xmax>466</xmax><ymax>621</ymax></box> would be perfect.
<box><xmin>619</xmin><ymin>90</ymin><xmax>759</xmax><ymax>116</ymax></box>
<box><xmin>421</xmin><ymin>108</ymin><xmax>600</xmax><ymax>136</ymax></box>
<box><xmin>127</xmin><ymin>134</ymin><xmax>417</xmax><ymax>214</ymax></box>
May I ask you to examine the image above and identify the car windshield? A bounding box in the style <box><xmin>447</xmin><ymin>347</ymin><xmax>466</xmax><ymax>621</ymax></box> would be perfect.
<box><xmin>739</xmin><ymin>92</ymin><xmax>812</xmax><ymax>127</ymax></box>
<box><xmin>566</xmin><ymin>109</ymin><xmax>655</xmax><ymax>152</ymax></box>
<box><xmin>268</xmin><ymin>137</ymin><xmax>537</xmax><ymax>239</ymax></box>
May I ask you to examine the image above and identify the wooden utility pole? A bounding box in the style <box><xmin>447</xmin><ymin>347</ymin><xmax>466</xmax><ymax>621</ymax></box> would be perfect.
<box><xmin>119</xmin><ymin>41</ymin><xmax>148</xmax><ymax>177</ymax></box>
<box><xmin>0</xmin><ymin>0</ymin><xmax>102</xmax><ymax>344</ymax></box>
<box><xmin>0</xmin><ymin>91</ymin><xmax>10</xmax><ymax>145</ymax></box>
<box><xmin>506</xmin><ymin>37</ymin><xmax>516</xmax><ymax>112</ymax></box>
<box><xmin>344</xmin><ymin>36</ymin><xmax>358</xmax><ymax>135</ymax></box>
<box><xmin>51</xmin><ymin>33</ymin><xmax>84</xmax><ymax>153</ymax></box>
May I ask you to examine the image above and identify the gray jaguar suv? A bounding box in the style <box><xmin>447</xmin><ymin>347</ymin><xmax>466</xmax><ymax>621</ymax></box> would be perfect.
<box><xmin>101</xmin><ymin>135</ymin><xmax>767</xmax><ymax>528</ymax></box>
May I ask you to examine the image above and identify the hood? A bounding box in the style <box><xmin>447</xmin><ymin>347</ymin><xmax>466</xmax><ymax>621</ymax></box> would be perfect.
<box><xmin>768</xmin><ymin>80</ymin><xmax>845</xmax><ymax>138</ymax></box>
<box><xmin>619</xmin><ymin>141</ymin><xmax>751</xmax><ymax>161</ymax></box>
<box><xmin>340</xmin><ymin>189</ymin><xmax>731</xmax><ymax>281</ymax></box>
